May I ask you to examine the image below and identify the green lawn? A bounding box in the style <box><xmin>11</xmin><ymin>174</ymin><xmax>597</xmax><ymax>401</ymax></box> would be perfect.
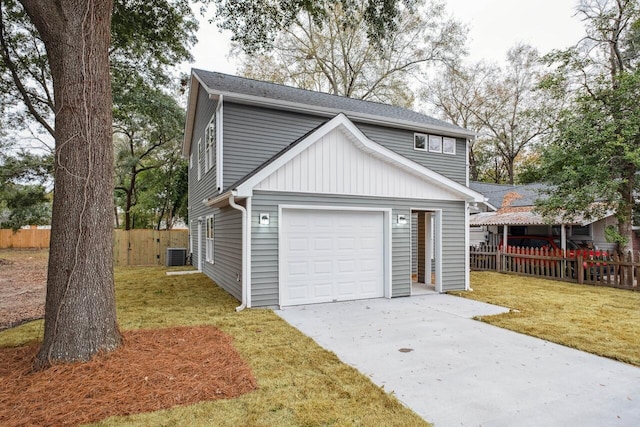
<box><xmin>451</xmin><ymin>271</ymin><xmax>640</xmax><ymax>366</ymax></box>
<box><xmin>0</xmin><ymin>267</ymin><xmax>429</xmax><ymax>427</ymax></box>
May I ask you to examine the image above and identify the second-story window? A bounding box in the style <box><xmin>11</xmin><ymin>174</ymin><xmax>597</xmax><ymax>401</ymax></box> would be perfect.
<box><xmin>414</xmin><ymin>133</ymin><xmax>456</xmax><ymax>155</ymax></box>
<box><xmin>428</xmin><ymin>135</ymin><xmax>442</xmax><ymax>153</ymax></box>
<box><xmin>443</xmin><ymin>137</ymin><xmax>456</xmax><ymax>155</ymax></box>
<box><xmin>205</xmin><ymin>114</ymin><xmax>216</xmax><ymax>172</ymax></box>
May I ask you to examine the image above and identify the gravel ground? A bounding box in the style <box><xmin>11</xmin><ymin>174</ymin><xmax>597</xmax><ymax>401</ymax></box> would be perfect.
<box><xmin>0</xmin><ymin>249</ymin><xmax>48</xmax><ymax>331</ymax></box>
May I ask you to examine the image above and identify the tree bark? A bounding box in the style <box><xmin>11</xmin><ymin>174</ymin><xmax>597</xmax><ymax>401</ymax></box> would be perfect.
<box><xmin>19</xmin><ymin>0</ymin><xmax>121</xmax><ymax>368</ymax></box>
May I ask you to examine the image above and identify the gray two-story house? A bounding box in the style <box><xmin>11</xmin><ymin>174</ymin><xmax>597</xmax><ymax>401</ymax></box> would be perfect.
<box><xmin>183</xmin><ymin>70</ymin><xmax>484</xmax><ymax>309</ymax></box>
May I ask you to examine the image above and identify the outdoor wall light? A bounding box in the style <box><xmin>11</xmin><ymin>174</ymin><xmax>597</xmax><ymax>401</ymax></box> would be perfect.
<box><xmin>397</xmin><ymin>214</ymin><xmax>408</xmax><ymax>225</ymax></box>
<box><xmin>259</xmin><ymin>213</ymin><xmax>270</xmax><ymax>225</ymax></box>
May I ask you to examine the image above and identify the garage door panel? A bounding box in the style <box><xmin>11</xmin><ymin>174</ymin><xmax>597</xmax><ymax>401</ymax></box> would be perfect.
<box><xmin>287</xmin><ymin>261</ymin><xmax>308</xmax><ymax>276</ymax></box>
<box><xmin>281</xmin><ymin>209</ymin><xmax>384</xmax><ymax>306</ymax></box>
<box><xmin>313</xmin><ymin>260</ymin><xmax>332</xmax><ymax>274</ymax></box>
<box><xmin>336</xmin><ymin>281</ymin><xmax>357</xmax><ymax>297</ymax></box>
<box><xmin>337</xmin><ymin>260</ymin><xmax>355</xmax><ymax>273</ymax></box>
<box><xmin>360</xmin><ymin>259</ymin><xmax>378</xmax><ymax>273</ymax></box>
<box><xmin>313</xmin><ymin>283</ymin><xmax>332</xmax><ymax>298</ymax></box>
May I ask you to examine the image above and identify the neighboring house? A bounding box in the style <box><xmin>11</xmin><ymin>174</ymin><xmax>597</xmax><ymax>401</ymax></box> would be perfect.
<box><xmin>469</xmin><ymin>181</ymin><xmax>623</xmax><ymax>252</ymax></box>
<box><xmin>183</xmin><ymin>70</ymin><xmax>484</xmax><ymax>308</ymax></box>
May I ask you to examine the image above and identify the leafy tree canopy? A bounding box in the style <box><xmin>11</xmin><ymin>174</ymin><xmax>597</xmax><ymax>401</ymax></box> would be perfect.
<box><xmin>536</xmin><ymin>0</ymin><xmax>640</xmax><ymax>253</ymax></box>
<box><xmin>0</xmin><ymin>147</ymin><xmax>52</xmax><ymax>229</ymax></box>
<box><xmin>0</xmin><ymin>0</ymin><xmax>197</xmax><ymax>139</ymax></box>
<box><xmin>235</xmin><ymin>0</ymin><xmax>466</xmax><ymax>107</ymax></box>
<box><xmin>211</xmin><ymin>0</ymin><xmax>414</xmax><ymax>54</ymax></box>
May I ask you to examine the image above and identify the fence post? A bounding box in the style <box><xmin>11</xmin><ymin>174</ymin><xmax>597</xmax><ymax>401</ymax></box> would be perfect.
<box><xmin>626</xmin><ymin>251</ymin><xmax>633</xmax><ymax>287</ymax></box>
<box><xmin>576</xmin><ymin>253</ymin><xmax>584</xmax><ymax>284</ymax></box>
<box><xmin>496</xmin><ymin>248</ymin><xmax>502</xmax><ymax>271</ymax></box>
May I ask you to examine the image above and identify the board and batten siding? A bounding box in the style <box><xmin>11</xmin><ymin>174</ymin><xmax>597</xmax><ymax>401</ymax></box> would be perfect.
<box><xmin>222</xmin><ymin>102</ymin><xmax>468</xmax><ymax>190</ymax></box>
<box><xmin>250</xmin><ymin>191</ymin><xmax>466</xmax><ymax>307</ymax></box>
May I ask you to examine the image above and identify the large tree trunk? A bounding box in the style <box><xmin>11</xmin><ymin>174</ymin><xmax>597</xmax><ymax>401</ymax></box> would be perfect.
<box><xmin>20</xmin><ymin>0</ymin><xmax>121</xmax><ymax>368</ymax></box>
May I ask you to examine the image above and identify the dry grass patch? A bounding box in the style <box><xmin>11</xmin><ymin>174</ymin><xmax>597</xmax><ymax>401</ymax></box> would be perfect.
<box><xmin>450</xmin><ymin>272</ymin><xmax>640</xmax><ymax>366</ymax></box>
<box><xmin>1</xmin><ymin>266</ymin><xmax>429</xmax><ymax>426</ymax></box>
<box><xmin>0</xmin><ymin>249</ymin><xmax>48</xmax><ymax>330</ymax></box>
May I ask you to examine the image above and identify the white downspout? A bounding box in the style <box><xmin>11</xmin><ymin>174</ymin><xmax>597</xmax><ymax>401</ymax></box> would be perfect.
<box><xmin>465</xmin><ymin>202</ymin><xmax>471</xmax><ymax>291</ymax></box>
<box><xmin>229</xmin><ymin>192</ymin><xmax>248</xmax><ymax>312</ymax></box>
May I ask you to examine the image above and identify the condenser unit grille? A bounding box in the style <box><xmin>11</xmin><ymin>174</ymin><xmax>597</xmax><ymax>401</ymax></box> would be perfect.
<box><xmin>166</xmin><ymin>247</ymin><xmax>187</xmax><ymax>267</ymax></box>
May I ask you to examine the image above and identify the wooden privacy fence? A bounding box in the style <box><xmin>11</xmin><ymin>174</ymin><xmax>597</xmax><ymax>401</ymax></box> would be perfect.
<box><xmin>0</xmin><ymin>228</ymin><xmax>189</xmax><ymax>267</ymax></box>
<box><xmin>470</xmin><ymin>246</ymin><xmax>639</xmax><ymax>290</ymax></box>
<box><xmin>0</xmin><ymin>228</ymin><xmax>50</xmax><ymax>248</ymax></box>
<box><xmin>113</xmin><ymin>229</ymin><xmax>189</xmax><ymax>266</ymax></box>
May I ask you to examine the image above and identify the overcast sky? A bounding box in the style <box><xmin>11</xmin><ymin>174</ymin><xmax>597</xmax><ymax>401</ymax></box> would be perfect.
<box><xmin>182</xmin><ymin>0</ymin><xmax>586</xmax><ymax>75</ymax></box>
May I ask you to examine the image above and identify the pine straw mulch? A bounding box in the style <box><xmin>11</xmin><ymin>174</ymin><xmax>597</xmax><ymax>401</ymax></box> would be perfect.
<box><xmin>0</xmin><ymin>325</ymin><xmax>257</xmax><ymax>427</ymax></box>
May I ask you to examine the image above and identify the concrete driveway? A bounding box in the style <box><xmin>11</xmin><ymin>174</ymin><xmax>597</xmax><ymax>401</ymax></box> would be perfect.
<box><xmin>276</xmin><ymin>294</ymin><xmax>640</xmax><ymax>427</ymax></box>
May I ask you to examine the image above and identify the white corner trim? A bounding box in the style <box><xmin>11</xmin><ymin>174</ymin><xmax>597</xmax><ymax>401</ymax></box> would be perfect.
<box><xmin>465</xmin><ymin>203</ymin><xmax>471</xmax><ymax>291</ymax></box>
<box><xmin>216</xmin><ymin>95</ymin><xmax>224</xmax><ymax>193</ymax></box>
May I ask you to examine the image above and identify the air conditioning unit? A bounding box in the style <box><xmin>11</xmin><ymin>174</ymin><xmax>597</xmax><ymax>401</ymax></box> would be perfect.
<box><xmin>166</xmin><ymin>247</ymin><xmax>187</xmax><ymax>267</ymax></box>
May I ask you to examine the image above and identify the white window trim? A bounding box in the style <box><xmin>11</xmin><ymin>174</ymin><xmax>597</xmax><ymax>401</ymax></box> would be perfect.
<box><xmin>205</xmin><ymin>214</ymin><xmax>214</xmax><ymax>264</ymax></box>
<box><xmin>197</xmin><ymin>138</ymin><xmax>202</xmax><ymax>181</ymax></box>
<box><xmin>204</xmin><ymin>115</ymin><xmax>215</xmax><ymax>173</ymax></box>
<box><xmin>443</xmin><ymin>136</ymin><xmax>456</xmax><ymax>155</ymax></box>
<box><xmin>414</xmin><ymin>133</ymin><xmax>456</xmax><ymax>155</ymax></box>
<box><xmin>428</xmin><ymin>134</ymin><xmax>443</xmax><ymax>153</ymax></box>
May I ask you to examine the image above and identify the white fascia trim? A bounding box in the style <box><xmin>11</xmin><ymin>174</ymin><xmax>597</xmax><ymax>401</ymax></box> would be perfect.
<box><xmin>205</xmin><ymin>89</ymin><xmax>476</xmax><ymax>139</ymax></box>
<box><xmin>182</xmin><ymin>72</ymin><xmax>203</xmax><ymax>158</ymax></box>
<box><xmin>235</xmin><ymin>113</ymin><xmax>485</xmax><ymax>203</ymax></box>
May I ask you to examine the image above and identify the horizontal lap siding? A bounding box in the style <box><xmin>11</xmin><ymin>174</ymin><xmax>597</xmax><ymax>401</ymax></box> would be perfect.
<box><xmin>203</xmin><ymin>206</ymin><xmax>242</xmax><ymax>301</ymax></box>
<box><xmin>223</xmin><ymin>103</ymin><xmax>326</xmax><ymax>189</ymax></box>
<box><xmin>357</xmin><ymin>123</ymin><xmax>467</xmax><ymax>186</ymax></box>
<box><xmin>441</xmin><ymin>203</ymin><xmax>466</xmax><ymax>292</ymax></box>
<box><xmin>222</xmin><ymin>103</ymin><xmax>468</xmax><ymax>191</ymax></box>
<box><xmin>250</xmin><ymin>191</ymin><xmax>466</xmax><ymax>307</ymax></box>
<box><xmin>188</xmin><ymin>85</ymin><xmax>218</xmax><ymax>269</ymax></box>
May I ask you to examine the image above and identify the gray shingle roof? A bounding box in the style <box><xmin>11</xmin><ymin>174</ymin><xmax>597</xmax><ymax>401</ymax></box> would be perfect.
<box><xmin>470</xmin><ymin>181</ymin><xmax>548</xmax><ymax>208</ymax></box>
<box><xmin>193</xmin><ymin>69</ymin><xmax>469</xmax><ymax>135</ymax></box>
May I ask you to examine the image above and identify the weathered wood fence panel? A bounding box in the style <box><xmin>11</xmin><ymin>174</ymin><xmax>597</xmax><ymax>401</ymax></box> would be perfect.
<box><xmin>471</xmin><ymin>245</ymin><xmax>639</xmax><ymax>291</ymax></box>
<box><xmin>0</xmin><ymin>228</ymin><xmax>50</xmax><ymax>249</ymax></box>
<box><xmin>1</xmin><ymin>228</ymin><xmax>189</xmax><ymax>266</ymax></box>
<box><xmin>113</xmin><ymin>229</ymin><xmax>189</xmax><ymax>266</ymax></box>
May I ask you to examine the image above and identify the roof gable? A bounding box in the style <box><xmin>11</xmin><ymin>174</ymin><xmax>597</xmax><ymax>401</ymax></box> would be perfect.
<box><xmin>234</xmin><ymin>114</ymin><xmax>484</xmax><ymax>203</ymax></box>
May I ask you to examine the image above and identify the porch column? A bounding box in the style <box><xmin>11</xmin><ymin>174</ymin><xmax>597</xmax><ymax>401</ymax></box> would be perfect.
<box><xmin>502</xmin><ymin>225</ymin><xmax>508</xmax><ymax>248</ymax></box>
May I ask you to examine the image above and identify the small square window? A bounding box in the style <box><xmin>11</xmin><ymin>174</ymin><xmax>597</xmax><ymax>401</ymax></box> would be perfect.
<box><xmin>443</xmin><ymin>137</ymin><xmax>456</xmax><ymax>155</ymax></box>
<box><xmin>428</xmin><ymin>135</ymin><xmax>442</xmax><ymax>153</ymax></box>
<box><xmin>414</xmin><ymin>134</ymin><xmax>426</xmax><ymax>150</ymax></box>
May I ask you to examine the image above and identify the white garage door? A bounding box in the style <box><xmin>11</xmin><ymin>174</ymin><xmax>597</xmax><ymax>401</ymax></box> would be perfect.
<box><xmin>281</xmin><ymin>209</ymin><xmax>384</xmax><ymax>306</ymax></box>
